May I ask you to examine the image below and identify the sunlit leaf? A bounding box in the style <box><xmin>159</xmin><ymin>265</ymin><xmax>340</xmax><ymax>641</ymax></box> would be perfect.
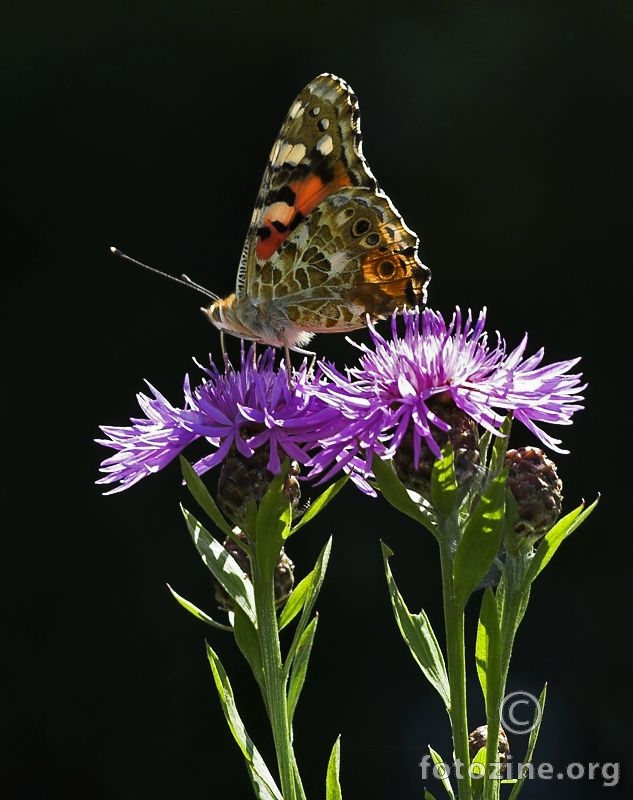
<box><xmin>206</xmin><ymin>643</ymin><xmax>283</xmax><ymax>800</ymax></box>
<box><xmin>383</xmin><ymin>543</ymin><xmax>450</xmax><ymax>709</ymax></box>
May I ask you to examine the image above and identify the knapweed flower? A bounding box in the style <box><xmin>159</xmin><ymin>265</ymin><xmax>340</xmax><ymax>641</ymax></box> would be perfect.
<box><xmin>97</xmin><ymin>346</ymin><xmax>337</xmax><ymax>494</ymax></box>
<box><xmin>308</xmin><ymin>307</ymin><xmax>585</xmax><ymax>484</ymax></box>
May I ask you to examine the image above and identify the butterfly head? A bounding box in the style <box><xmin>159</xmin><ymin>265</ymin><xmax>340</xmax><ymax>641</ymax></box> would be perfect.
<box><xmin>204</xmin><ymin>294</ymin><xmax>249</xmax><ymax>339</ymax></box>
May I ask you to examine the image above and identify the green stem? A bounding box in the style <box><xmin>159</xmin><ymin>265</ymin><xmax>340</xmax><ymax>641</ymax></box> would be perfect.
<box><xmin>482</xmin><ymin>551</ymin><xmax>531</xmax><ymax>800</ymax></box>
<box><xmin>253</xmin><ymin>561</ymin><xmax>297</xmax><ymax>800</ymax></box>
<box><xmin>440</xmin><ymin>537</ymin><xmax>472</xmax><ymax>800</ymax></box>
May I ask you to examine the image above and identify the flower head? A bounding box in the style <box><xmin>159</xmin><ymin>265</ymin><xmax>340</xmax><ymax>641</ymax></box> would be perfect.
<box><xmin>97</xmin><ymin>346</ymin><xmax>337</xmax><ymax>493</ymax></box>
<box><xmin>308</xmin><ymin>307</ymin><xmax>585</xmax><ymax>484</ymax></box>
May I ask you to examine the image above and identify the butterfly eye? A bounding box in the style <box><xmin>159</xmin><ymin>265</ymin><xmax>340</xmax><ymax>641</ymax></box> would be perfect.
<box><xmin>351</xmin><ymin>218</ymin><xmax>371</xmax><ymax>237</ymax></box>
<box><xmin>377</xmin><ymin>260</ymin><xmax>396</xmax><ymax>279</ymax></box>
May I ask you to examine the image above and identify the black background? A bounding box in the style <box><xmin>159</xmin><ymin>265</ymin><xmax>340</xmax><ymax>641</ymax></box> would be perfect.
<box><xmin>4</xmin><ymin>2</ymin><xmax>632</xmax><ymax>798</ymax></box>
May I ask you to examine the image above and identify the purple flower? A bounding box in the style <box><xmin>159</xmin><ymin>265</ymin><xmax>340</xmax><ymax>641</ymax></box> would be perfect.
<box><xmin>307</xmin><ymin>307</ymin><xmax>585</xmax><ymax>482</ymax></box>
<box><xmin>97</xmin><ymin>347</ymin><xmax>338</xmax><ymax>494</ymax></box>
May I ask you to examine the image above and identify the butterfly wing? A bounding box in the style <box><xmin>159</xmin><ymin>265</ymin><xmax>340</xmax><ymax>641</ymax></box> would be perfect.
<box><xmin>250</xmin><ymin>187</ymin><xmax>430</xmax><ymax>333</ymax></box>
<box><xmin>236</xmin><ymin>73</ymin><xmax>377</xmax><ymax>300</ymax></box>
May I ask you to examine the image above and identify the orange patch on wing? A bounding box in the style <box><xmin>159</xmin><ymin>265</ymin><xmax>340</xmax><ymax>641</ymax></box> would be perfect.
<box><xmin>292</xmin><ymin>163</ymin><xmax>352</xmax><ymax>216</ymax></box>
<box><xmin>255</xmin><ymin>164</ymin><xmax>352</xmax><ymax>261</ymax></box>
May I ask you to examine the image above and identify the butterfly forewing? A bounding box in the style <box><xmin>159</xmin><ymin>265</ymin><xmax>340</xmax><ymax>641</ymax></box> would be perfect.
<box><xmin>236</xmin><ymin>74</ymin><xmax>377</xmax><ymax>299</ymax></box>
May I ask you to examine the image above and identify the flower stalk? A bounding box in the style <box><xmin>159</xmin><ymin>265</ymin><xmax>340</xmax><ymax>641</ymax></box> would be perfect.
<box><xmin>440</xmin><ymin>534</ymin><xmax>473</xmax><ymax>800</ymax></box>
<box><xmin>251</xmin><ymin>555</ymin><xmax>301</xmax><ymax>800</ymax></box>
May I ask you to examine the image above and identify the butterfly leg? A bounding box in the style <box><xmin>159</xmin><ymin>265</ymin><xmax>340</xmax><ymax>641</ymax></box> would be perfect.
<box><xmin>282</xmin><ymin>334</ymin><xmax>293</xmax><ymax>386</ymax></box>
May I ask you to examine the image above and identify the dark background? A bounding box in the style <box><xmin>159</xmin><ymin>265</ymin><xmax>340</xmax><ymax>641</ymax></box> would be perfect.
<box><xmin>4</xmin><ymin>2</ymin><xmax>631</xmax><ymax>798</ymax></box>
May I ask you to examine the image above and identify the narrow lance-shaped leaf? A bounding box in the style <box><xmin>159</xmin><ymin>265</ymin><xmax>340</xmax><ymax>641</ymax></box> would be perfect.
<box><xmin>166</xmin><ymin>583</ymin><xmax>232</xmax><ymax>631</ymax></box>
<box><xmin>284</xmin><ymin>537</ymin><xmax>332</xmax><ymax>675</ymax></box>
<box><xmin>475</xmin><ymin>586</ymin><xmax>500</xmax><ymax>711</ymax></box>
<box><xmin>278</xmin><ymin>568</ymin><xmax>313</xmax><ymax>632</ymax></box>
<box><xmin>372</xmin><ymin>454</ymin><xmax>439</xmax><ymax>539</ymax></box>
<box><xmin>507</xmin><ymin>684</ymin><xmax>547</xmax><ymax>800</ymax></box>
<box><xmin>206</xmin><ymin>643</ymin><xmax>283</xmax><ymax>800</ymax></box>
<box><xmin>522</xmin><ymin>498</ymin><xmax>598</xmax><ymax>588</ymax></box>
<box><xmin>428</xmin><ymin>746</ymin><xmax>455</xmax><ymax>800</ymax></box>
<box><xmin>470</xmin><ymin>747</ymin><xmax>487</xmax><ymax>798</ymax></box>
<box><xmin>180</xmin><ymin>457</ymin><xmax>235</xmax><ymax>539</ymax></box>
<box><xmin>382</xmin><ymin>543</ymin><xmax>450</xmax><ymax>709</ymax></box>
<box><xmin>233</xmin><ymin>605</ymin><xmax>264</xmax><ymax>691</ymax></box>
<box><xmin>487</xmin><ymin>416</ymin><xmax>513</xmax><ymax>478</ymax></box>
<box><xmin>256</xmin><ymin>471</ymin><xmax>292</xmax><ymax>580</ymax></box>
<box><xmin>182</xmin><ymin>506</ymin><xmax>257</xmax><ymax>626</ymax></box>
<box><xmin>290</xmin><ymin>475</ymin><xmax>348</xmax><ymax>535</ymax></box>
<box><xmin>453</xmin><ymin>472</ymin><xmax>507</xmax><ymax>608</ymax></box>
<box><xmin>325</xmin><ymin>736</ymin><xmax>343</xmax><ymax>800</ymax></box>
<box><xmin>287</xmin><ymin>616</ymin><xmax>318</xmax><ymax>724</ymax></box>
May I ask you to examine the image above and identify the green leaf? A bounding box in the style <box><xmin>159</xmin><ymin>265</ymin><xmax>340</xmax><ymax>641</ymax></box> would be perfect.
<box><xmin>287</xmin><ymin>616</ymin><xmax>318</xmax><ymax>724</ymax></box>
<box><xmin>325</xmin><ymin>736</ymin><xmax>343</xmax><ymax>800</ymax></box>
<box><xmin>233</xmin><ymin>605</ymin><xmax>264</xmax><ymax>690</ymax></box>
<box><xmin>278</xmin><ymin>568</ymin><xmax>313</xmax><ymax>631</ymax></box>
<box><xmin>180</xmin><ymin>457</ymin><xmax>234</xmax><ymax>538</ymax></box>
<box><xmin>382</xmin><ymin>543</ymin><xmax>450</xmax><ymax>709</ymax></box>
<box><xmin>507</xmin><ymin>684</ymin><xmax>547</xmax><ymax>800</ymax></box>
<box><xmin>487</xmin><ymin>416</ymin><xmax>512</xmax><ymax>477</ymax></box>
<box><xmin>424</xmin><ymin>791</ymin><xmax>439</xmax><ymax>800</ymax></box>
<box><xmin>453</xmin><ymin>472</ymin><xmax>507</xmax><ymax>607</ymax></box>
<box><xmin>470</xmin><ymin>746</ymin><xmax>487</xmax><ymax>797</ymax></box>
<box><xmin>256</xmin><ymin>472</ymin><xmax>292</xmax><ymax>579</ymax></box>
<box><xmin>290</xmin><ymin>475</ymin><xmax>348</xmax><ymax>535</ymax></box>
<box><xmin>284</xmin><ymin>538</ymin><xmax>332</xmax><ymax>675</ymax></box>
<box><xmin>428</xmin><ymin>746</ymin><xmax>455</xmax><ymax>799</ymax></box>
<box><xmin>182</xmin><ymin>506</ymin><xmax>257</xmax><ymax>627</ymax></box>
<box><xmin>475</xmin><ymin>586</ymin><xmax>500</xmax><ymax>710</ymax></box>
<box><xmin>166</xmin><ymin>584</ymin><xmax>232</xmax><ymax>631</ymax></box>
<box><xmin>522</xmin><ymin>498</ymin><xmax>598</xmax><ymax>588</ymax></box>
<box><xmin>430</xmin><ymin>448</ymin><xmax>458</xmax><ymax>516</ymax></box>
<box><xmin>372</xmin><ymin>455</ymin><xmax>438</xmax><ymax>539</ymax></box>
<box><xmin>206</xmin><ymin>643</ymin><xmax>283</xmax><ymax>800</ymax></box>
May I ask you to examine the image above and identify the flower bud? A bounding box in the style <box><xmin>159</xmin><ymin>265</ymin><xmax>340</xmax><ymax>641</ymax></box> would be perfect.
<box><xmin>217</xmin><ymin>446</ymin><xmax>301</xmax><ymax>526</ymax></box>
<box><xmin>505</xmin><ymin>446</ymin><xmax>562</xmax><ymax>542</ymax></box>
<box><xmin>468</xmin><ymin>724</ymin><xmax>510</xmax><ymax>771</ymax></box>
<box><xmin>213</xmin><ymin>528</ymin><xmax>295</xmax><ymax>610</ymax></box>
<box><xmin>393</xmin><ymin>395</ymin><xmax>480</xmax><ymax>499</ymax></box>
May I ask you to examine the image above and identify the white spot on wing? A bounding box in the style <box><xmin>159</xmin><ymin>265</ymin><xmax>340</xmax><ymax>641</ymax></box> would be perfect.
<box><xmin>316</xmin><ymin>133</ymin><xmax>334</xmax><ymax>156</ymax></box>
<box><xmin>269</xmin><ymin>138</ymin><xmax>281</xmax><ymax>163</ymax></box>
<box><xmin>275</xmin><ymin>141</ymin><xmax>293</xmax><ymax>165</ymax></box>
<box><xmin>284</xmin><ymin>142</ymin><xmax>307</xmax><ymax>166</ymax></box>
<box><xmin>289</xmin><ymin>100</ymin><xmax>304</xmax><ymax>119</ymax></box>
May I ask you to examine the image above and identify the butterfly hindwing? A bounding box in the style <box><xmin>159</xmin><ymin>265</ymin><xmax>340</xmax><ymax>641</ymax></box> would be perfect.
<box><xmin>247</xmin><ymin>187</ymin><xmax>430</xmax><ymax>333</ymax></box>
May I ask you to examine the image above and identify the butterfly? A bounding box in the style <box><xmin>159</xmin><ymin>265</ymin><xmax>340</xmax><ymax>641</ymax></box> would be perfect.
<box><xmin>204</xmin><ymin>73</ymin><xmax>431</xmax><ymax>357</ymax></box>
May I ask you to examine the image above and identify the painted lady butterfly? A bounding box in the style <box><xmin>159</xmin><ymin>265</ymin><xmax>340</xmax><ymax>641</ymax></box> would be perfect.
<box><xmin>205</xmin><ymin>73</ymin><xmax>431</xmax><ymax>354</ymax></box>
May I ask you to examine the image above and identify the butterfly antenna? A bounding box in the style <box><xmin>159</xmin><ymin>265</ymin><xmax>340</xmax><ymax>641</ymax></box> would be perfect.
<box><xmin>110</xmin><ymin>246</ymin><xmax>220</xmax><ymax>302</ymax></box>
